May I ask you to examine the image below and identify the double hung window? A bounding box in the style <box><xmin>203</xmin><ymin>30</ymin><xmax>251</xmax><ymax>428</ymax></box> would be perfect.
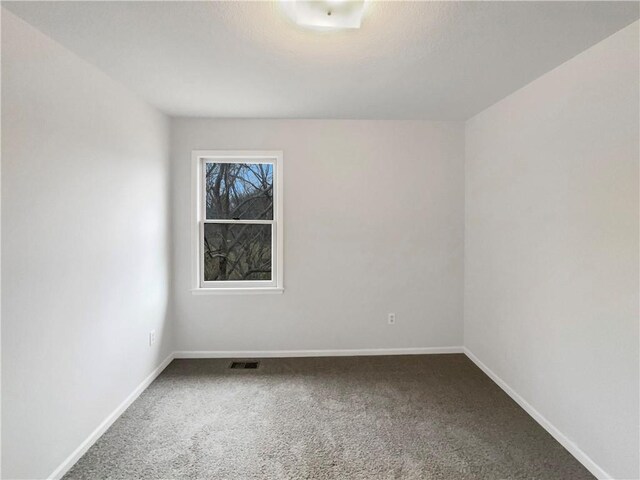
<box><xmin>192</xmin><ymin>151</ymin><xmax>283</xmax><ymax>293</ymax></box>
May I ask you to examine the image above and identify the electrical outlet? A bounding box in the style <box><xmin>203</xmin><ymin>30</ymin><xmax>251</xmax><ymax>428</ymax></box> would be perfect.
<box><xmin>388</xmin><ymin>313</ymin><xmax>396</xmax><ymax>325</ymax></box>
<box><xmin>149</xmin><ymin>330</ymin><xmax>156</xmax><ymax>346</ymax></box>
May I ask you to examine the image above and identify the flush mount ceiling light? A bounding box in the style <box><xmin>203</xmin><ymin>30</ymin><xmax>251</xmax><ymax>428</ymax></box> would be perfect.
<box><xmin>290</xmin><ymin>0</ymin><xmax>366</xmax><ymax>30</ymax></box>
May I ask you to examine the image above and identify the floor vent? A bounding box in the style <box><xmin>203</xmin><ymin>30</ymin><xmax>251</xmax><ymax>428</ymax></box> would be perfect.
<box><xmin>229</xmin><ymin>361</ymin><xmax>259</xmax><ymax>369</ymax></box>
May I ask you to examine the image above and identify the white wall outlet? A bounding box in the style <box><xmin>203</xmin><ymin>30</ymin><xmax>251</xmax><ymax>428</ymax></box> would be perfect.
<box><xmin>149</xmin><ymin>330</ymin><xmax>156</xmax><ymax>346</ymax></box>
<box><xmin>388</xmin><ymin>313</ymin><xmax>396</xmax><ymax>325</ymax></box>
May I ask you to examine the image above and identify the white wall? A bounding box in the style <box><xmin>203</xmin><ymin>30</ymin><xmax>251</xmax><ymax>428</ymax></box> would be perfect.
<box><xmin>171</xmin><ymin>119</ymin><xmax>464</xmax><ymax>353</ymax></box>
<box><xmin>465</xmin><ymin>21</ymin><xmax>639</xmax><ymax>479</ymax></box>
<box><xmin>1</xmin><ymin>10</ymin><xmax>173</xmax><ymax>479</ymax></box>
<box><xmin>4</xmin><ymin>6</ymin><xmax>636</xmax><ymax>479</ymax></box>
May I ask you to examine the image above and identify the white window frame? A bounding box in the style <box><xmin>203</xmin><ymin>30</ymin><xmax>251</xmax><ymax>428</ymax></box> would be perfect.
<box><xmin>191</xmin><ymin>150</ymin><xmax>284</xmax><ymax>294</ymax></box>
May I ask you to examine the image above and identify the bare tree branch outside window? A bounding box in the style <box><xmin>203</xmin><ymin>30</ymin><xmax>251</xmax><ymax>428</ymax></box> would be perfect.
<box><xmin>203</xmin><ymin>163</ymin><xmax>273</xmax><ymax>281</ymax></box>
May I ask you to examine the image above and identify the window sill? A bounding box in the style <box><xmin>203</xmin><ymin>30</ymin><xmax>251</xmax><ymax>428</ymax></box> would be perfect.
<box><xmin>191</xmin><ymin>287</ymin><xmax>284</xmax><ymax>295</ymax></box>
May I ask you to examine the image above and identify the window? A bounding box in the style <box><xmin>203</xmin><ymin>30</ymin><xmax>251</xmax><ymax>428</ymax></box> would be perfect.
<box><xmin>192</xmin><ymin>151</ymin><xmax>283</xmax><ymax>293</ymax></box>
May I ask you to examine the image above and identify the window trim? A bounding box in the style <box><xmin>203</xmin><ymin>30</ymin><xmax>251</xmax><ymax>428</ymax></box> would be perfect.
<box><xmin>191</xmin><ymin>150</ymin><xmax>284</xmax><ymax>294</ymax></box>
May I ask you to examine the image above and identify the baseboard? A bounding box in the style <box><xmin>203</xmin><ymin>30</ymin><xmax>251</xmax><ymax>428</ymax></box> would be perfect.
<box><xmin>47</xmin><ymin>352</ymin><xmax>175</xmax><ymax>480</ymax></box>
<box><xmin>44</xmin><ymin>347</ymin><xmax>460</xmax><ymax>478</ymax></box>
<box><xmin>52</xmin><ymin>345</ymin><xmax>605</xmax><ymax>480</ymax></box>
<box><xmin>463</xmin><ymin>347</ymin><xmax>611</xmax><ymax>480</ymax></box>
<box><xmin>174</xmin><ymin>346</ymin><xmax>463</xmax><ymax>358</ymax></box>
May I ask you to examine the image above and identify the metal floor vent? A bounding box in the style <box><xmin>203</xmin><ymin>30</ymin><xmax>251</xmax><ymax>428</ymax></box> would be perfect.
<box><xmin>229</xmin><ymin>361</ymin><xmax>259</xmax><ymax>369</ymax></box>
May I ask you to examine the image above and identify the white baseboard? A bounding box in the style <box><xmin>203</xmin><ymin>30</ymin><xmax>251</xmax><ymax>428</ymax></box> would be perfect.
<box><xmin>48</xmin><ymin>347</ymin><xmax>606</xmax><ymax>480</ymax></box>
<box><xmin>463</xmin><ymin>347</ymin><xmax>611</xmax><ymax>480</ymax></box>
<box><xmin>174</xmin><ymin>346</ymin><xmax>463</xmax><ymax>358</ymax></box>
<box><xmin>44</xmin><ymin>347</ymin><xmax>459</xmax><ymax>479</ymax></box>
<box><xmin>47</xmin><ymin>352</ymin><xmax>175</xmax><ymax>480</ymax></box>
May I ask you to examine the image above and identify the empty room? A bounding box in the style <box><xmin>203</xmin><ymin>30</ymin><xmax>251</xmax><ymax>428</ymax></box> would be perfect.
<box><xmin>1</xmin><ymin>1</ymin><xmax>638</xmax><ymax>479</ymax></box>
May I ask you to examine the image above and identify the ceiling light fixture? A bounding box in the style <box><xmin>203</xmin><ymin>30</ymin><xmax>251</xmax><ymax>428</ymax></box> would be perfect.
<box><xmin>289</xmin><ymin>0</ymin><xmax>366</xmax><ymax>30</ymax></box>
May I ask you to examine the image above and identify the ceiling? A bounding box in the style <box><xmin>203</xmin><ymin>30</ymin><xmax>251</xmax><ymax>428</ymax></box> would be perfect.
<box><xmin>4</xmin><ymin>1</ymin><xmax>639</xmax><ymax>120</ymax></box>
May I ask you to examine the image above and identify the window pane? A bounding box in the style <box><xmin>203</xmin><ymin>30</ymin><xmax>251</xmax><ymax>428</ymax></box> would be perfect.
<box><xmin>205</xmin><ymin>162</ymin><xmax>273</xmax><ymax>220</ymax></box>
<box><xmin>204</xmin><ymin>224</ymin><xmax>272</xmax><ymax>281</ymax></box>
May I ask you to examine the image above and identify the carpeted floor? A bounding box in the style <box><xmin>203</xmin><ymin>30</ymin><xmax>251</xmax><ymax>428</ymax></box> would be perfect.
<box><xmin>64</xmin><ymin>355</ymin><xmax>594</xmax><ymax>479</ymax></box>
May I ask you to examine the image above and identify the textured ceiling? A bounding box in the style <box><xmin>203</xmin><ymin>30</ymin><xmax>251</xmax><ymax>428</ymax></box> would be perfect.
<box><xmin>4</xmin><ymin>1</ymin><xmax>639</xmax><ymax>119</ymax></box>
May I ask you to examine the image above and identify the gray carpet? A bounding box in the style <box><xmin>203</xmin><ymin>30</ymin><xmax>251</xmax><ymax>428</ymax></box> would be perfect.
<box><xmin>63</xmin><ymin>355</ymin><xmax>594</xmax><ymax>479</ymax></box>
